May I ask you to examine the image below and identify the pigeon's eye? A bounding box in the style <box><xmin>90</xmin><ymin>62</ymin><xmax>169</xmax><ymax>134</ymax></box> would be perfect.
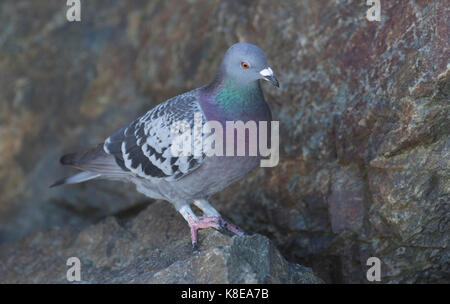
<box><xmin>241</xmin><ymin>62</ymin><xmax>250</xmax><ymax>69</ymax></box>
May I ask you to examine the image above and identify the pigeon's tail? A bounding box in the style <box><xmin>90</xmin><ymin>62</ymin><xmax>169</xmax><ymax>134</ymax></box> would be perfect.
<box><xmin>51</xmin><ymin>144</ymin><xmax>127</xmax><ymax>187</ymax></box>
<box><xmin>50</xmin><ymin>171</ymin><xmax>101</xmax><ymax>187</ymax></box>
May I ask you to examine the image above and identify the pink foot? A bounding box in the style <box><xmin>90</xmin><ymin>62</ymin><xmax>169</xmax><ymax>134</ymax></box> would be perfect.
<box><xmin>188</xmin><ymin>216</ymin><xmax>245</xmax><ymax>249</ymax></box>
<box><xmin>200</xmin><ymin>216</ymin><xmax>245</xmax><ymax>236</ymax></box>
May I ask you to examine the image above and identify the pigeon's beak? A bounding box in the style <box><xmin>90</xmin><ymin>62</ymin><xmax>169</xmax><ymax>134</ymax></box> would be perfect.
<box><xmin>260</xmin><ymin>67</ymin><xmax>279</xmax><ymax>88</ymax></box>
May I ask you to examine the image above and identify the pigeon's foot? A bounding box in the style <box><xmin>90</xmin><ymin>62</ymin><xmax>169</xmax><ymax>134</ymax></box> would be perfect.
<box><xmin>178</xmin><ymin>204</ymin><xmax>245</xmax><ymax>249</ymax></box>
<box><xmin>188</xmin><ymin>216</ymin><xmax>221</xmax><ymax>249</ymax></box>
<box><xmin>200</xmin><ymin>216</ymin><xmax>245</xmax><ymax>236</ymax></box>
<box><xmin>188</xmin><ymin>216</ymin><xmax>244</xmax><ymax>249</ymax></box>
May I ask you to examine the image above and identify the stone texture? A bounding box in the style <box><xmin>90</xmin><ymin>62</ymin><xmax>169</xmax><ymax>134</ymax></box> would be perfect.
<box><xmin>0</xmin><ymin>201</ymin><xmax>323</xmax><ymax>284</ymax></box>
<box><xmin>0</xmin><ymin>0</ymin><xmax>448</xmax><ymax>283</ymax></box>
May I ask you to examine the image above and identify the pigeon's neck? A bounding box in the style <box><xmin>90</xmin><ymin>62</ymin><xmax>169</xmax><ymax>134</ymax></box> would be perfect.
<box><xmin>202</xmin><ymin>75</ymin><xmax>267</xmax><ymax>121</ymax></box>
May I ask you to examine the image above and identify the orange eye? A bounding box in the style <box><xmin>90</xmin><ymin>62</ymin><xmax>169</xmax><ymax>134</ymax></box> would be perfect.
<box><xmin>241</xmin><ymin>62</ymin><xmax>250</xmax><ymax>69</ymax></box>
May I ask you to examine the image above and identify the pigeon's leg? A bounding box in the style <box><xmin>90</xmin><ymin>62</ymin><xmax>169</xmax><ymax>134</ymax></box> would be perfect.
<box><xmin>193</xmin><ymin>198</ymin><xmax>220</xmax><ymax>217</ymax></box>
<box><xmin>178</xmin><ymin>205</ymin><xmax>221</xmax><ymax>249</ymax></box>
<box><xmin>193</xmin><ymin>199</ymin><xmax>245</xmax><ymax>237</ymax></box>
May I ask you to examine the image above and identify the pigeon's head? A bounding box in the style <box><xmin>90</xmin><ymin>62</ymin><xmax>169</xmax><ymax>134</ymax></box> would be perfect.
<box><xmin>220</xmin><ymin>42</ymin><xmax>279</xmax><ymax>88</ymax></box>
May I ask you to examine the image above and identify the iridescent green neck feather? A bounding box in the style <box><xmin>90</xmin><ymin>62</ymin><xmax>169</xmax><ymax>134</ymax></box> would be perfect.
<box><xmin>210</xmin><ymin>79</ymin><xmax>265</xmax><ymax>116</ymax></box>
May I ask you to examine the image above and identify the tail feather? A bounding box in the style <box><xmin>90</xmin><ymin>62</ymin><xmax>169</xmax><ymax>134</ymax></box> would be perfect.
<box><xmin>60</xmin><ymin>144</ymin><xmax>108</xmax><ymax>169</ymax></box>
<box><xmin>51</xmin><ymin>144</ymin><xmax>128</xmax><ymax>187</ymax></box>
<box><xmin>50</xmin><ymin>171</ymin><xmax>101</xmax><ymax>188</ymax></box>
<box><xmin>59</xmin><ymin>144</ymin><xmax>126</xmax><ymax>174</ymax></box>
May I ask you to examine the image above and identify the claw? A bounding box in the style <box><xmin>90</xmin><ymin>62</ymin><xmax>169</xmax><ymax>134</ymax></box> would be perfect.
<box><xmin>192</xmin><ymin>241</ymin><xmax>198</xmax><ymax>251</ymax></box>
<box><xmin>222</xmin><ymin>220</ymin><xmax>245</xmax><ymax>236</ymax></box>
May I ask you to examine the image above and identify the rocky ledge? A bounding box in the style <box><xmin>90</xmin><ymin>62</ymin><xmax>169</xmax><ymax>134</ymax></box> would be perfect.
<box><xmin>0</xmin><ymin>201</ymin><xmax>322</xmax><ymax>284</ymax></box>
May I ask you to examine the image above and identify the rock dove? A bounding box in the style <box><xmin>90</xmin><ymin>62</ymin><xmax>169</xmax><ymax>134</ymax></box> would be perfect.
<box><xmin>52</xmin><ymin>42</ymin><xmax>279</xmax><ymax>248</ymax></box>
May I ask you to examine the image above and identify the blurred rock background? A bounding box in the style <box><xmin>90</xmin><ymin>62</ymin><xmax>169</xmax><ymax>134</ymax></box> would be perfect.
<box><xmin>0</xmin><ymin>0</ymin><xmax>448</xmax><ymax>283</ymax></box>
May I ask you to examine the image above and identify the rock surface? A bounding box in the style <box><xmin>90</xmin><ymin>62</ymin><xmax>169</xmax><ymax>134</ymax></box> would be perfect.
<box><xmin>0</xmin><ymin>0</ymin><xmax>448</xmax><ymax>283</ymax></box>
<box><xmin>0</xmin><ymin>201</ymin><xmax>322</xmax><ymax>284</ymax></box>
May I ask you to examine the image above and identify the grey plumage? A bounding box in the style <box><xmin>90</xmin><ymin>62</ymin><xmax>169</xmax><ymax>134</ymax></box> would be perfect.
<box><xmin>53</xmin><ymin>42</ymin><xmax>279</xmax><ymax>247</ymax></box>
<box><xmin>50</xmin><ymin>171</ymin><xmax>100</xmax><ymax>188</ymax></box>
<box><xmin>103</xmin><ymin>91</ymin><xmax>207</xmax><ymax>181</ymax></box>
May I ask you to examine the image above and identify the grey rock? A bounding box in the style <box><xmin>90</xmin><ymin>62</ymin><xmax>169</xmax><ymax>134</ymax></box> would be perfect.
<box><xmin>0</xmin><ymin>201</ymin><xmax>322</xmax><ymax>284</ymax></box>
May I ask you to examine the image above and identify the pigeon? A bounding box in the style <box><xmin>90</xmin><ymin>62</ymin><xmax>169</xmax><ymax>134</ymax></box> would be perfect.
<box><xmin>52</xmin><ymin>42</ymin><xmax>279</xmax><ymax>248</ymax></box>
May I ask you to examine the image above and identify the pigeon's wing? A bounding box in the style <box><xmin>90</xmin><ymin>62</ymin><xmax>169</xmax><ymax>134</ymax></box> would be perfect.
<box><xmin>104</xmin><ymin>91</ymin><xmax>207</xmax><ymax>181</ymax></box>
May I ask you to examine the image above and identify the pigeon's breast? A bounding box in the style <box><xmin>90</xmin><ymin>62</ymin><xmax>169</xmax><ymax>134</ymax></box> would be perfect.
<box><xmin>170</xmin><ymin>154</ymin><xmax>261</xmax><ymax>199</ymax></box>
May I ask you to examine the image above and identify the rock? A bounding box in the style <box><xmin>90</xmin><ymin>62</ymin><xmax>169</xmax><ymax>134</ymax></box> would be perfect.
<box><xmin>0</xmin><ymin>0</ymin><xmax>448</xmax><ymax>283</ymax></box>
<box><xmin>0</xmin><ymin>201</ymin><xmax>322</xmax><ymax>284</ymax></box>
